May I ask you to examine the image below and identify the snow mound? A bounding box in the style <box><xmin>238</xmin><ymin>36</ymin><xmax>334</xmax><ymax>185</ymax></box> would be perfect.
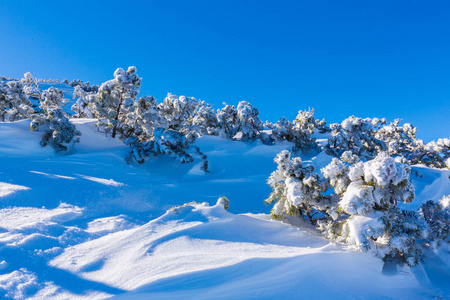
<box><xmin>0</xmin><ymin>182</ymin><xmax>29</xmax><ymax>198</ymax></box>
<box><xmin>46</xmin><ymin>201</ymin><xmax>442</xmax><ymax>299</ymax></box>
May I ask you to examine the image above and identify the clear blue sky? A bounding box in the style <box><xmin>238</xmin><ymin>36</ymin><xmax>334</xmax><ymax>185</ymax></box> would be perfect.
<box><xmin>1</xmin><ymin>0</ymin><xmax>449</xmax><ymax>141</ymax></box>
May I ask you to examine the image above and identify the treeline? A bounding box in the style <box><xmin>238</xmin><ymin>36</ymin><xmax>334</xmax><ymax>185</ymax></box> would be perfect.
<box><xmin>1</xmin><ymin>67</ymin><xmax>449</xmax><ymax>171</ymax></box>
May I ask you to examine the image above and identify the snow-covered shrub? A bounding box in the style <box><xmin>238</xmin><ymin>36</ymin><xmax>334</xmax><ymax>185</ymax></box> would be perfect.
<box><xmin>65</xmin><ymin>78</ymin><xmax>98</xmax><ymax>93</ymax></box>
<box><xmin>217</xmin><ymin>101</ymin><xmax>263</xmax><ymax>141</ymax></box>
<box><xmin>30</xmin><ymin>107</ymin><xmax>81</xmax><ymax>152</ymax></box>
<box><xmin>325</xmin><ymin>116</ymin><xmax>386</xmax><ymax>159</ymax></box>
<box><xmin>30</xmin><ymin>87</ymin><xmax>80</xmax><ymax>152</ymax></box>
<box><xmin>375</xmin><ymin>119</ymin><xmax>450</xmax><ymax>169</ymax></box>
<box><xmin>265</xmin><ymin>150</ymin><xmax>337</xmax><ymax>223</ymax></box>
<box><xmin>235</xmin><ymin>101</ymin><xmax>264</xmax><ymax>141</ymax></box>
<box><xmin>263</xmin><ymin>151</ymin><xmax>425</xmax><ymax>266</ymax></box>
<box><xmin>379</xmin><ymin>207</ymin><xmax>426</xmax><ymax>266</ymax></box>
<box><xmin>268</xmin><ymin>117</ymin><xmax>295</xmax><ymax>142</ymax></box>
<box><xmin>0</xmin><ymin>75</ymin><xmax>34</xmax><ymax>121</ymax></box>
<box><xmin>320</xmin><ymin>152</ymin><xmax>431</xmax><ymax>266</ymax></box>
<box><xmin>420</xmin><ymin>199</ymin><xmax>450</xmax><ymax>246</ymax></box>
<box><xmin>38</xmin><ymin>87</ymin><xmax>67</xmax><ymax>112</ymax></box>
<box><xmin>331</xmin><ymin>152</ymin><xmax>415</xmax><ymax>215</ymax></box>
<box><xmin>123</xmin><ymin>94</ymin><xmax>208</xmax><ymax>170</ymax></box>
<box><xmin>192</xmin><ymin>103</ymin><xmax>220</xmax><ymax>136</ymax></box>
<box><xmin>71</xmin><ymin>68</ymin><xmax>209</xmax><ymax>170</ymax></box>
<box><xmin>290</xmin><ymin>109</ymin><xmax>323</xmax><ymax>153</ymax></box>
<box><xmin>216</xmin><ymin>103</ymin><xmax>238</xmax><ymax>139</ymax></box>
<box><xmin>72</xmin><ymin>66</ymin><xmax>141</xmax><ymax>138</ymax></box>
<box><xmin>266</xmin><ymin>109</ymin><xmax>327</xmax><ymax>152</ymax></box>
<box><xmin>217</xmin><ymin>196</ymin><xmax>230</xmax><ymax>211</ymax></box>
<box><xmin>158</xmin><ymin>93</ymin><xmax>202</xmax><ymax>136</ymax></box>
<box><xmin>375</xmin><ymin>119</ymin><xmax>418</xmax><ymax>159</ymax></box>
<box><xmin>126</xmin><ymin>128</ymin><xmax>209</xmax><ymax>171</ymax></box>
<box><xmin>420</xmin><ymin>138</ymin><xmax>450</xmax><ymax>169</ymax></box>
<box><xmin>122</xmin><ymin>95</ymin><xmax>162</xmax><ymax>138</ymax></box>
<box><xmin>71</xmin><ymin>85</ymin><xmax>95</xmax><ymax>118</ymax></box>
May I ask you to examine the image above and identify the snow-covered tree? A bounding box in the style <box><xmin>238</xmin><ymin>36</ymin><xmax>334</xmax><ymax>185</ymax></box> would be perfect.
<box><xmin>125</xmin><ymin>128</ymin><xmax>209</xmax><ymax>171</ymax></box>
<box><xmin>420</xmin><ymin>199</ymin><xmax>450</xmax><ymax>246</ymax></box>
<box><xmin>235</xmin><ymin>101</ymin><xmax>263</xmax><ymax>141</ymax></box>
<box><xmin>192</xmin><ymin>103</ymin><xmax>220</xmax><ymax>136</ymax></box>
<box><xmin>268</xmin><ymin>117</ymin><xmax>295</xmax><ymax>142</ymax></box>
<box><xmin>217</xmin><ymin>101</ymin><xmax>263</xmax><ymax>141</ymax></box>
<box><xmin>158</xmin><ymin>93</ymin><xmax>202</xmax><ymax>136</ymax></box>
<box><xmin>123</xmin><ymin>95</ymin><xmax>162</xmax><ymax>138</ymax></box>
<box><xmin>290</xmin><ymin>109</ymin><xmax>322</xmax><ymax>153</ymax></box>
<box><xmin>71</xmin><ymin>85</ymin><xmax>95</xmax><ymax>118</ymax></box>
<box><xmin>266</xmin><ymin>109</ymin><xmax>327</xmax><ymax>152</ymax></box>
<box><xmin>420</xmin><ymin>138</ymin><xmax>450</xmax><ymax>169</ymax></box>
<box><xmin>372</xmin><ymin>119</ymin><xmax>450</xmax><ymax>169</ymax></box>
<box><xmin>121</xmin><ymin>95</ymin><xmax>208</xmax><ymax>171</ymax></box>
<box><xmin>321</xmin><ymin>152</ymin><xmax>424</xmax><ymax>266</ymax></box>
<box><xmin>265</xmin><ymin>150</ymin><xmax>337</xmax><ymax>223</ymax></box>
<box><xmin>375</xmin><ymin>119</ymin><xmax>418</xmax><ymax>159</ymax></box>
<box><xmin>325</xmin><ymin>116</ymin><xmax>386</xmax><ymax>159</ymax></box>
<box><xmin>31</xmin><ymin>108</ymin><xmax>81</xmax><ymax>152</ymax></box>
<box><xmin>0</xmin><ymin>75</ymin><xmax>34</xmax><ymax>121</ymax></box>
<box><xmin>330</xmin><ymin>152</ymin><xmax>415</xmax><ymax>215</ymax></box>
<box><xmin>30</xmin><ymin>87</ymin><xmax>80</xmax><ymax>152</ymax></box>
<box><xmin>72</xmin><ymin>66</ymin><xmax>141</xmax><ymax>138</ymax></box>
<box><xmin>378</xmin><ymin>207</ymin><xmax>426</xmax><ymax>266</ymax></box>
<box><xmin>217</xmin><ymin>103</ymin><xmax>238</xmax><ymax>139</ymax></box>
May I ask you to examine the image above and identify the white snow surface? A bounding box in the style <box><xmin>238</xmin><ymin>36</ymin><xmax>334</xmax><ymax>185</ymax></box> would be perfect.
<box><xmin>0</xmin><ymin>118</ymin><xmax>449</xmax><ymax>299</ymax></box>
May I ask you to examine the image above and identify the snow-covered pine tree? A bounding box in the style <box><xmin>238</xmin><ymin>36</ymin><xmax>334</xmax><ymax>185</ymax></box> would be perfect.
<box><xmin>268</xmin><ymin>117</ymin><xmax>295</xmax><ymax>142</ymax></box>
<box><xmin>265</xmin><ymin>150</ymin><xmax>338</xmax><ymax>224</ymax></box>
<box><xmin>235</xmin><ymin>101</ymin><xmax>263</xmax><ymax>141</ymax></box>
<box><xmin>216</xmin><ymin>103</ymin><xmax>239</xmax><ymax>139</ymax></box>
<box><xmin>30</xmin><ymin>87</ymin><xmax>80</xmax><ymax>152</ymax></box>
<box><xmin>290</xmin><ymin>109</ymin><xmax>321</xmax><ymax>153</ymax></box>
<box><xmin>375</xmin><ymin>119</ymin><xmax>418</xmax><ymax>160</ymax></box>
<box><xmin>71</xmin><ymin>85</ymin><xmax>95</xmax><ymax>118</ymax></box>
<box><xmin>371</xmin><ymin>119</ymin><xmax>449</xmax><ymax>169</ymax></box>
<box><xmin>325</xmin><ymin>116</ymin><xmax>386</xmax><ymax>159</ymax></box>
<box><xmin>0</xmin><ymin>75</ymin><xmax>34</xmax><ymax>121</ymax></box>
<box><xmin>72</xmin><ymin>66</ymin><xmax>141</xmax><ymax>138</ymax></box>
<box><xmin>157</xmin><ymin>93</ymin><xmax>201</xmax><ymax>137</ymax></box>
<box><xmin>379</xmin><ymin>207</ymin><xmax>426</xmax><ymax>266</ymax></box>
<box><xmin>217</xmin><ymin>101</ymin><xmax>263</xmax><ymax>141</ymax></box>
<box><xmin>266</xmin><ymin>109</ymin><xmax>327</xmax><ymax>152</ymax></box>
<box><xmin>122</xmin><ymin>95</ymin><xmax>209</xmax><ymax>171</ymax></box>
<box><xmin>321</xmin><ymin>152</ymin><xmax>426</xmax><ymax>266</ymax></box>
<box><xmin>192</xmin><ymin>103</ymin><xmax>220</xmax><ymax>136</ymax></box>
<box><xmin>420</xmin><ymin>138</ymin><xmax>450</xmax><ymax>169</ymax></box>
<box><xmin>419</xmin><ymin>199</ymin><xmax>450</xmax><ymax>246</ymax></box>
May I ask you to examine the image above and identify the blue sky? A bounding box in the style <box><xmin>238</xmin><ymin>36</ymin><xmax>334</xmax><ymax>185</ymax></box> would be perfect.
<box><xmin>1</xmin><ymin>0</ymin><xmax>449</xmax><ymax>141</ymax></box>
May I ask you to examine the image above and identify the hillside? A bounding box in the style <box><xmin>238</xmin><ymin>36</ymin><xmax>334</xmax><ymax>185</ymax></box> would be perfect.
<box><xmin>0</xmin><ymin>113</ymin><xmax>449</xmax><ymax>299</ymax></box>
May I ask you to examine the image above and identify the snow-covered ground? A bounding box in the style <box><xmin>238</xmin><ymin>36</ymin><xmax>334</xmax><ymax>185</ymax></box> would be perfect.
<box><xmin>1</xmin><ymin>116</ymin><xmax>449</xmax><ymax>299</ymax></box>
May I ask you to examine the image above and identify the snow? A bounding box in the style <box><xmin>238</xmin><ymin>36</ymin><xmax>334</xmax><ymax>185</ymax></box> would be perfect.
<box><xmin>0</xmin><ymin>119</ymin><xmax>449</xmax><ymax>299</ymax></box>
<box><xmin>0</xmin><ymin>182</ymin><xmax>29</xmax><ymax>198</ymax></box>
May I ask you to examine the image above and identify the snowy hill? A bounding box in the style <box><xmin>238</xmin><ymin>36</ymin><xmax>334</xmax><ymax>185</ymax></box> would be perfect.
<box><xmin>1</xmin><ymin>118</ymin><xmax>449</xmax><ymax>299</ymax></box>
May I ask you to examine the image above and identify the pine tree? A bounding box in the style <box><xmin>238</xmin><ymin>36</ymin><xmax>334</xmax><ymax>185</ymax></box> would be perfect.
<box><xmin>30</xmin><ymin>87</ymin><xmax>80</xmax><ymax>152</ymax></box>
<box><xmin>265</xmin><ymin>150</ymin><xmax>337</xmax><ymax>223</ymax></box>
<box><xmin>0</xmin><ymin>74</ymin><xmax>34</xmax><ymax>121</ymax></box>
<box><xmin>325</xmin><ymin>116</ymin><xmax>386</xmax><ymax>159</ymax></box>
<box><xmin>217</xmin><ymin>101</ymin><xmax>263</xmax><ymax>141</ymax></box>
<box><xmin>72</xmin><ymin>66</ymin><xmax>141</xmax><ymax>138</ymax></box>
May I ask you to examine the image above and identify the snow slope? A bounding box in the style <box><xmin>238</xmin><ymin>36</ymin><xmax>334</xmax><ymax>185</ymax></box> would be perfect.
<box><xmin>0</xmin><ymin>119</ymin><xmax>449</xmax><ymax>299</ymax></box>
